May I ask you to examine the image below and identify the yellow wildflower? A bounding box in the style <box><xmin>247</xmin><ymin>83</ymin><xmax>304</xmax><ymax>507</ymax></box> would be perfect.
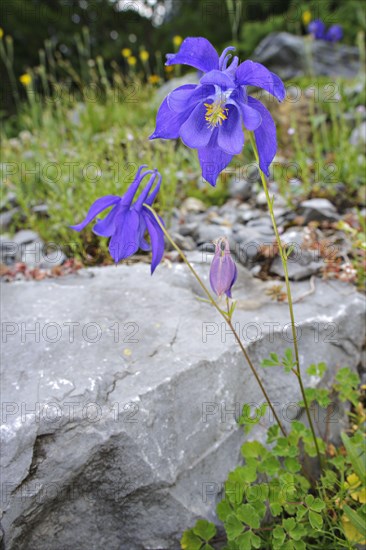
<box><xmin>164</xmin><ymin>65</ymin><xmax>174</xmax><ymax>73</ymax></box>
<box><xmin>342</xmin><ymin>514</ymin><xmax>366</xmax><ymax>544</ymax></box>
<box><xmin>19</xmin><ymin>73</ymin><xmax>32</xmax><ymax>86</ymax></box>
<box><xmin>302</xmin><ymin>11</ymin><xmax>312</xmax><ymax>26</ymax></box>
<box><xmin>148</xmin><ymin>74</ymin><xmax>161</xmax><ymax>85</ymax></box>
<box><xmin>0</xmin><ymin>28</ymin><xmax>4</xmax><ymax>40</ymax></box>
<box><xmin>139</xmin><ymin>50</ymin><xmax>149</xmax><ymax>62</ymax></box>
<box><xmin>121</xmin><ymin>48</ymin><xmax>132</xmax><ymax>58</ymax></box>
<box><xmin>344</xmin><ymin>474</ymin><xmax>366</xmax><ymax>503</ymax></box>
<box><xmin>127</xmin><ymin>56</ymin><xmax>137</xmax><ymax>66</ymax></box>
<box><xmin>173</xmin><ymin>35</ymin><xmax>183</xmax><ymax>47</ymax></box>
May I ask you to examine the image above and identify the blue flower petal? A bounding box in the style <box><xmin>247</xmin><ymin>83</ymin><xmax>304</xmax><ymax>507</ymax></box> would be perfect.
<box><xmin>209</xmin><ymin>237</ymin><xmax>237</xmax><ymax>298</ymax></box>
<box><xmin>200</xmin><ymin>70</ymin><xmax>235</xmax><ymax>90</ymax></box>
<box><xmin>142</xmin><ymin>209</ymin><xmax>165</xmax><ymax>274</ymax></box>
<box><xmin>109</xmin><ymin>209</ymin><xmax>140</xmax><ymax>262</ymax></box>
<box><xmin>236</xmin><ymin>60</ymin><xmax>286</xmax><ymax>102</ymax></box>
<box><xmin>241</xmin><ymin>102</ymin><xmax>262</xmax><ymax>130</ymax></box>
<box><xmin>248</xmin><ymin>96</ymin><xmax>277</xmax><ymax>177</ymax></box>
<box><xmin>150</xmin><ymin>97</ymin><xmax>191</xmax><ymax>139</ymax></box>
<box><xmin>167</xmin><ymin>84</ymin><xmax>198</xmax><ymax>112</ymax></box>
<box><xmin>70</xmin><ymin>195</ymin><xmax>121</xmax><ymax>232</ymax></box>
<box><xmin>165</xmin><ymin>37</ymin><xmax>219</xmax><ymax>73</ymax></box>
<box><xmin>120</xmin><ymin>165</ymin><xmax>153</xmax><ymax>207</ymax></box>
<box><xmin>144</xmin><ymin>172</ymin><xmax>162</xmax><ymax>206</ymax></box>
<box><xmin>168</xmin><ymin>84</ymin><xmax>214</xmax><ymax>113</ymax></box>
<box><xmin>217</xmin><ymin>104</ymin><xmax>244</xmax><ymax>155</ymax></box>
<box><xmin>180</xmin><ymin>101</ymin><xmax>213</xmax><ymax>149</ymax></box>
<box><xmin>138</xmin><ymin>216</ymin><xmax>150</xmax><ymax>251</ymax></box>
<box><xmin>93</xmin><ymin>203</ymin><xmax>123</xmax><ymax>237</ymax></box>
<box><xmin>218</xmin><ymin>46</ymin><xmax>236</xmax><ymax>70</ymax></box>
<box><xmin>326</xmin><ymin>25</ymin><xmax>343</xmax><ymax>42</ymax></box>
<box><xmin>134</xmin><ymin>170</ymin><xmax>160</xmax><ymax>210</ymax></box>
<box><xmin>197</xmin><ymin>130</ymin><xmax>233</xmax><ymax>187</ymax></box>
<box><xmin>308</xmin><ymin>20</ymin><xmax>326</xmax><ymax>39</ymax></box>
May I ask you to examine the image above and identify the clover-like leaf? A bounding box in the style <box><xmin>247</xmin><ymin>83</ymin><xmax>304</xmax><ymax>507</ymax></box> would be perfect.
<box><xmin>236</xmin><ymin>504</ymin><xmax>260</xmax><ymax>529</ymax></box>
<box><xmin>181</xmin><ymin>529</ymin><xmax>203</xmax><ymax>550</ymax></box>
<box><xmin>193</xmin><ymin>519</ymin><xmax>216</xmax><ymax>541</ymax></box>
<box><xmin>217</xmin><ymin>499</ymin><xmax>233</xmax><ymax>521</ymax></box>
<box><xmin>308</xmin><ymin>510</ymin><xmax>323</xmax><ymax>530</ymax></box>
<box><xmin>225</xmin><ymin>513</ymin><xmax>244</xmax><ymax>540</ymax></box>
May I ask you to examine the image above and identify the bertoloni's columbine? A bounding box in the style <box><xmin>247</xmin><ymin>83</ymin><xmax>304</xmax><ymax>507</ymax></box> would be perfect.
<box><xmin>308</xmin><ymin>19</ymin><xmax>343</xmax><ymax>42</ymax></box>
<box><xmin>150</xmin><ymin>37</ymin><xmax>285</xmax><ymax>186</ymax></box>
<box><xmin>209</xmin><ymin>237</ymin><xmax>237</xmax><ymax>298</ymax></box>
<box><xmin>70</xmin><ymin>165</ymin><xmax>164</xmax><ymax>273</ymax></box>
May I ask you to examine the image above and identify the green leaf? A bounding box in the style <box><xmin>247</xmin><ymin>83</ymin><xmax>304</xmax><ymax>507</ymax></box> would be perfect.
<box><xmin>181</xmin><ymin>529</ymin><xmax>203</xmax><ymax>550</ymax></box>
<box><xmin>308</xmin><ymin>510</ymin><xmax>323</xmax><ymax>530</ymax></box>
<box><xmin>284</xmin><ymin>457</ymin><xmax>301</xmax><ymax>473</ymax></box>
<box><xmin>272</xmin><ymin>438</ymin><xmax>291</xmax><ymax>457</ymax></box>
<box><xmin>305</xmin><ymin>495</ymin><xmax>314</xmax><ymax>507</ymax></box>
<box><xmin>343</xmin><ymin>505</ymin><xmax>366</xmax><ymax>538</ymax></box>
<box><xmin>193</xmin><ymin>520</ymin><xmax>216</xmax><ymax>541</ymax></box>
<box><xmin>267</xmin><ymin>424</ymin><xmax>280</xmax><ymax>443</ymax></box>
<box><xmin>291</xmin><ymin>421</ymin><xmax>306</xmax><ymax>434</ymax></box>
<box><xmin>270</xmin><ymin>502</ymin><xmax>283</xmax><ymax>516</ymax></box>
<box><xmin>250</xmin><ymin>533</ymin><xmax>261</xmax><ymax>548</ymax></box>
<box><xmin>237</xmin><ymin>531</ymin><xmax>252</xmax><ymax>550</ymax></box>
<box><xmin>296</xmin><ymin>505</ymin><xmax>308</xmax><ymax>520</ymax></box>
<box><xmin>202</xmin><ymin>545</ymin><xmax>214</xmax><ymax>550</ymax></box>
<box><xmin>225</xmin><ymin>513</ymin><xmax>244</xmax><ymax>540</ymax></box>
<box><xmin>259</xmin><ymin>455</ymin><xmax>281</xmax><ymax>475</ymax></box>
<box><xmin>289</xmin><ymin>524</ymin><xmax>307</xmax><ymax>541</ymax></box>
<box><xmin>250</xmin><ymin>498</ymin><xmax>267</xmax><ymax>519</ymax></box>
<box><xmin>306</xmin><ymin>362</ymin><xmax>327</xmax><ymax>377</ymax></box>
<box><xmin>237</xmin><ymin>504</ymin><xmax>260</xmax><ymax>529</ymax></box>
<box><xmin>334</xmin><ymin>367</ymin><xmax>360</xmax><ymax>406</ymax></box>
<box><xmin>284</xmin><ymin>348</ymin><xmax>293</xmax><ymax>363</ymax></box>
<box><xmin>241</xmin><ymin>441</ymin><xmax>265</xmax><ymax>459</ymax></box>
<box><xmin>272</xmin><ymin>526</ymin><xmax>286</xmax><ymax>543</ymax></box>
<box><xmin>283</xmin><ymin>518</ymin><xmax>296</xmax><ymax>532</ymax></box>
<box><xmin>217</xmin><ymin>499</ymin><xmax>233</xmax><ymax>521</ymax></box>
<box><xmin>308</xmin><ymin>497</ymin><xmax>326</xmax><ymax>513</ymax></box>
<box><xmin>261</xmin><ymin>359</ymin><xmax>280</xmax><ymax>368</ymax></box>
<box><xmin>341</xmin><ymin>433</ymin><xmax>366</xmax><ymax>484</ymax></box>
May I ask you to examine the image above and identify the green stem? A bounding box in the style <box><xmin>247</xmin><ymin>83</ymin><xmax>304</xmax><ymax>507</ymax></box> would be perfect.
<box><xmin>144</xmin><ymin>203</ymin><xmax>287</xmax><ymax>437</ymax></box>
<box><xmin>248</xmin><ymin>132</ymin><xmax>322</xmax><ymax>467</ymax></box>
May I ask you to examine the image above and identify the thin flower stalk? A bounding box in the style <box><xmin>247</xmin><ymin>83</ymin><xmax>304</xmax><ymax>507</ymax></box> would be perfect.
<box><xmin>144</xmin><ymin>203</ymin><xmax>287</xmax><ymax>437</ymax></box>
<box><xmin>249</xmin><ymin>132</ymin><xmax>323</xmax><ymax>467</ymax></box>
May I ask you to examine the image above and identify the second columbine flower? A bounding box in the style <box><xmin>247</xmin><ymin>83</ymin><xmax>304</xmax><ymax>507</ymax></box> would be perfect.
<box><xmin>150</xmin><ymin>37</ymin><xmax>285</xmax><ymax>186</ymax></box>
<box><xmin>210</xmin><ymin>237</ymin><xmax>237</xmax><ymax>299</ymax></box>
<box><xmin>70</xmin><ymin>165</ymin><xmax>165</xmax><ymax>273</ymax></box>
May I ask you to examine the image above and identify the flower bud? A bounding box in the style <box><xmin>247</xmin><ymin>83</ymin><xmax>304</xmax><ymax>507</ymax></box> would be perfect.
<box><xmin>209</xmin><ymin>237</ymin><xmax>237</xmax><ymax>298</ymax></box>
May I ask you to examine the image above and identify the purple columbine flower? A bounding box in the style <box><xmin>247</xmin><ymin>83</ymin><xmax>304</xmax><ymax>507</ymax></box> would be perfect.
<box><xmin>150</xmin><ymin>37</ymin><xmax>285</xmax><ymax>186</ymax></box>
<box><xmin>209</xmin><ymin>237</ymin><xmax>237</xmax><ymax>298</ymax></box>
<box><xmin>70</xmin><ymin>165</ymin><xmax>164</xmax><ymax>273</ymax></box>
<box><xmin>325</xmin><ymin>24</ymin><xmax>343</xmax><ymax>42</ymax></box>
<box><xmin>308</xmin><ymin>19</ymin><xmax>326</xmax><ymax>39</ymax></box>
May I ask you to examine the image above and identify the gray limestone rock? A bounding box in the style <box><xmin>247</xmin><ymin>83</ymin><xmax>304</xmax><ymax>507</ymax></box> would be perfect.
<box><xmin>0</xmin><ymin>209</ymin><xmax>20</xmax><ymax>231</ymax></box>
<box><xmin>1</xmin><ymin>257</ymin><xmax>365</xmax><ymax>549</ymax></box>
<box><xmin>228</xmin><ymin>178</ymin><xmax>252</xmax><ymax>201</ymax></box>
<box><xmin>349</xmin><ymin>122</ymin><xmax>366</xmax><ymax>147</ymax></box>
<box><xmin>299</xmin><ymin>198</ymin><xmax>339</xmax><ymax>224</ymax></box>
<box><xmin>253</xmin><ymin>32</ymin><xmax>360</xmax><ymax>79</ymax></box>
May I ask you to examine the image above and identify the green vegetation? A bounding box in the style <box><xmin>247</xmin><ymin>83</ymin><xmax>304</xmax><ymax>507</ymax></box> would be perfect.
<box><xmin>1</xmin><ymin>25</ymin><xmax>365</xmax><ymax>267</ymax></box>
<box><xmin>182</xmin><ymin>365</ymin><xmax>366</xmax><ymax>549</ymax></box>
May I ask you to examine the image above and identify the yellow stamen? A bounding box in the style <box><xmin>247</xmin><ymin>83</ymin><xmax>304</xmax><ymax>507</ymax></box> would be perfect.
<box><xmin>204</xmin><ymin>100</ymin><xmax>228</xmax><ymax>128</ymax></box>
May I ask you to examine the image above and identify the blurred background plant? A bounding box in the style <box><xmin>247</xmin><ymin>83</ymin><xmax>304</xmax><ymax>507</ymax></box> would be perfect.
<box><xmin>0</xmin><ymin>0</ymin><xmax>365</xmax><ymax>268</ymax></box>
